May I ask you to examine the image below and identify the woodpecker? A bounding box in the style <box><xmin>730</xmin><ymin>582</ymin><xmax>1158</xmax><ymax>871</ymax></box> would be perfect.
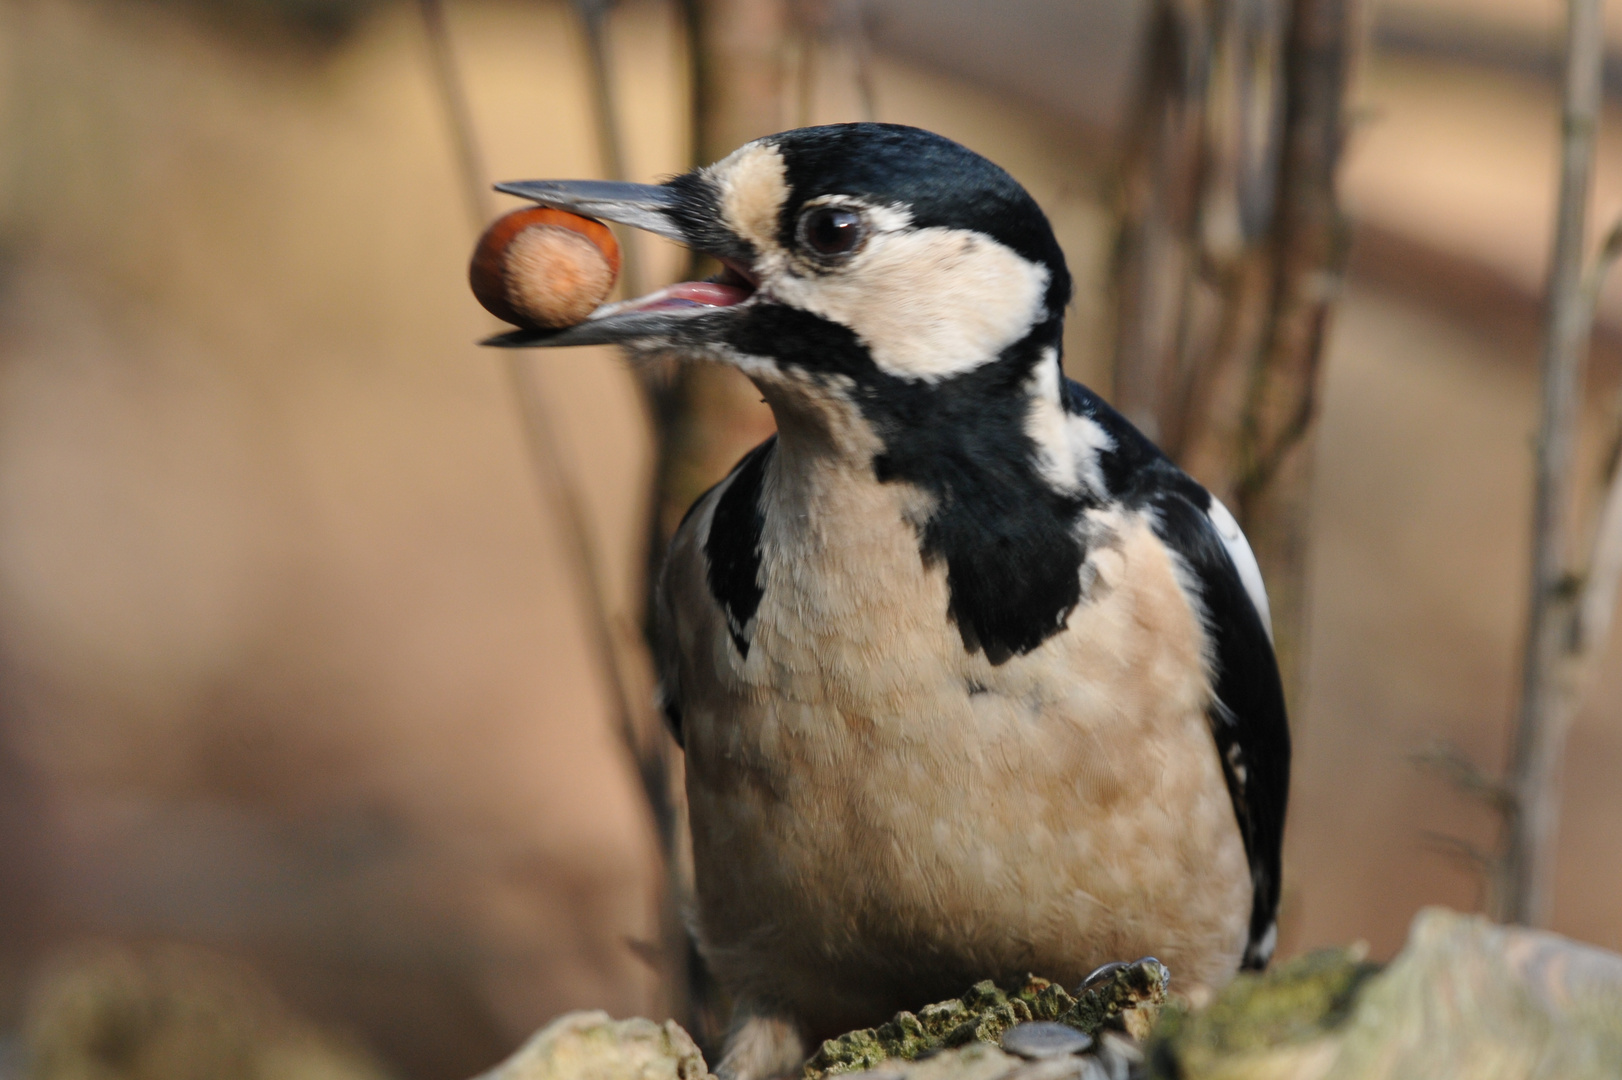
<box><xmin>488</xmin><ymin>123</ymin><xmax>1290</xmax><ymax>1080</ymax></box>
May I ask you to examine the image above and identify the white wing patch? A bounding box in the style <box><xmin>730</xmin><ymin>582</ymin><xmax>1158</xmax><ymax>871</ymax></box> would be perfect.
<box><xmin>1023</xmin><ymin>354</ymin><xmax>1078</xmax><ymax>492</ymax></box>
<box><xmin>1066</xmin><ymin>410</ymin><xmax>1115</xmax><ymax>499</ymax></box>
<box><xmin>1021</xmin><ymin>359</ymin><xmax>1116</xmax><ymax>501</ymax></box>
<box><xmin>1206</xmin><ymin>497</ymin><xmax>1273</xmax><ymax>642</ymax></box>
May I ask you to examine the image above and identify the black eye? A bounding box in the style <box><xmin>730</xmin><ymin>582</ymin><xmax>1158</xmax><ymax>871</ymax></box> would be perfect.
<box><xmin>802</xmin><ymin>206</ymin><xmax>864</xmax><ymax>256</ymax></box>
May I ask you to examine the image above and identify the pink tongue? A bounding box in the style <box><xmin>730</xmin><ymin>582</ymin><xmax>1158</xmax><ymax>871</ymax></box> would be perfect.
<box><xmin>640</xmin><ymin>282</ymin><xmax>752</xmax><ymax>310</ymax></box>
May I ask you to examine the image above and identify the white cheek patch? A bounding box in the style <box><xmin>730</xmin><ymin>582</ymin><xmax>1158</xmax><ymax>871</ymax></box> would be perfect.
<box><xmin>774</xmin><ymin>227</ymin><xmax>1049</xmax><ymax>381</ymax></box>
<box><xmin>714</xmin><ymin>142</ymin><xmax>790</xmax><ymax>254</ymax></box>
<box><xmin>1206</xmin><ymin>496</ymin><xmax>1274</xmax><ymax>641</ymax></box>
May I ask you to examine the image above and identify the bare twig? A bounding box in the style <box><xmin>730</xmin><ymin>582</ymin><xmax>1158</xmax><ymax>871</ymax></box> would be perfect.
<box><xmin>503</xmin><ymin>363</ymin><xmax>675</xmax><ymax>840</ymax></box>
<box><xmin>1109</xmin><ymin>0</ymin><xmax>1211</xmax><ymax>444</ymax></box>
<box><xmin>1568</xmin><ymin>217</ymin><xmax>1622</xmax><ymax>684</ymax></box>
<box><xmin>1106</xmin><ymin>0</ymin><xmax>1353</xmax><ymax>712</ymax></box>
<box><xmin>846</xmin><ymin>0</ymin><xmax>877</xmax><ymax>122</ymax></box>
<box><xmin>1412</xmin><ymin>742</ymin><xmax>1515</xmax><ymax>816</ymax></box>
<box><xmin>1419</xmin><ymin>831</ymin><xmax>1497</xmax><ymax>910</ymax></box>
<box><xmin>417</xmin><ymin>0</ymin><xmax>492</xmax><ymax>228</ymax></box>
<box><xmin>1420</xmin><ymin>831</ymin><xmax>1495</xmax><ymax>874</ymax></box>
<box><xmin>1498</xmin><ymin>0</ymin><xmax>1607</xmax><ymax>929</ymax></box>
<box><xmin>1579</xmin><ymin>218</ymin><xmax>1622</xmax><ymax>328</ymax></box>
<box><xmin>1231</xmin><ymin>0</ymin><xmax>1355</xmax><ymax>706</ymax></box>
<box><xmin>573</xmin><ymin>0</ymin><xmax>647</xmax><ymax>300</ymax></box>
<box><xmin>1576</xmin><ymin>458</ymin><xmax>1622</xmax><ymax>672</ymax></box>
<box><xmin>1414</xmin><ymin>218</ymin><xmax>1622</xmax><ymax>922</ymax></box>
<box><xmin>789</xmin><ymin>21</ymin><xmax>815</xmax><ymax>128</ymax></box>
<box><xmin>415</xmin><ymin>0</ymin><xmax>672</xmax><ymax>848</ymax></box>
<box><xmin>1413</xmin><ymin>745</ymin><xmax>1506</xmax><ymax>911</ymax></box>
<box><xmin>808</xmin><ymin>0</ymin><xmax>878</xmax><ymax>123</ymax></box>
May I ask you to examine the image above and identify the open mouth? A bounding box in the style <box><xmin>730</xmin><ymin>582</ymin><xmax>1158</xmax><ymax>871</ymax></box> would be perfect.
<box><xmin>610</xmin><ymin>260</ymin><xmax>757</xmax><ymax>315</ymax></box>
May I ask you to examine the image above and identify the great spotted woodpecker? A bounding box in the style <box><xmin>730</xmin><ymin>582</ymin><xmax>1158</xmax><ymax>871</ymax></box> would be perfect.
<box><xmin>489</xmin><ymin>123</ymin><xmax>1290</xmax><ymax>1080</ymax></box>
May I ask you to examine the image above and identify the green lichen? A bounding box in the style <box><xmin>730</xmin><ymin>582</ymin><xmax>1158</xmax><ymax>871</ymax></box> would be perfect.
<box><xmin>939</xmin><ymin>997</ymin><xmax>1029</xmax><ymax>1049</ymax></box>
<box><xmin>801</xmin><ymin>965</ymin><xmax>1170</xmax><ymax>1079</ymax></box>
<box><xmin>1145</xmin><ymin>947</ymin><xmax>1381</xmax><ymax>1076</ymax></box>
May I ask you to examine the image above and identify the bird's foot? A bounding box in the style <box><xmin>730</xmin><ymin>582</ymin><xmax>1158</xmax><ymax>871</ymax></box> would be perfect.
<box><xmin>1080</xmin><ymin>960</ymin><xmax>1131</xmax><ymax>991</ymax></box>
<box><xmin>1073</xmin><ymin>957</ymin><xmax>1171</xmax><ymax>1043</ymax></box>
<box><xmin>715</xmin><ymin>1007</ymin><xmax>806</xmax><ymax>1080</ymax></box>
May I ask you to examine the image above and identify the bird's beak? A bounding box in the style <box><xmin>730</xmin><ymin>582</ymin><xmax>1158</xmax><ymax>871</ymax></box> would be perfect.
<box><xmin>481</xmin><ymin>179</ymin><xmax>758</xmax><ymax>349</ymax></box>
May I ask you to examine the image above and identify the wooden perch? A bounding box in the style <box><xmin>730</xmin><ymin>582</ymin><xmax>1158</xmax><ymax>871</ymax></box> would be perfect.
<box><xmin>470</xmin><ymin>910</ymin><xmax>1622</xmax><ymax>1080</ymax></box>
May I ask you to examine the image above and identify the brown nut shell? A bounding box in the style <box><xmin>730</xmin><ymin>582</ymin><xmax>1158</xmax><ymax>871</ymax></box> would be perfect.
<box><xmin>469</xmin><ymin>207</ymin><xmax>621</xmax><ymax>329</ymax></box>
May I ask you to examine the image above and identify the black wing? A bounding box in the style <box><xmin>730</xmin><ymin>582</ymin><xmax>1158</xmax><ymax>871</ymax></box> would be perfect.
<box><xmin>1063</xmin><ymin>379</ymin><xmax>1291</xmax><ymax>969</ymax></box>
<box><xmin>653</xmin><ymin>436</ymin><xmax>777</xmax><ymax>749</ymax></box>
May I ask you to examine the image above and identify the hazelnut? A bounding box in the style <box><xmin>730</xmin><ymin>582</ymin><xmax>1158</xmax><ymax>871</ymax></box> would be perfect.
<box><xmin>469</xmin><ymin>207</ymin><xmax>621</xmax><ymax>329</ymax></box>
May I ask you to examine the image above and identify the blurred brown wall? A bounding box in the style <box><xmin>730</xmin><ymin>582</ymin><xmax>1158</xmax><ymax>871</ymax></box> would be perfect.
<box><xmin>0</xmin><ymin>1</ymin><xmax>682</xmax><ymax>1073</ymax></box>
<box><xmin>0</xmin><ymin>1</ymin><xmax>1116</xmax><ymax>1074</ymax></box>
<box><xmin>0</xmin><ymin>1</ymin><xmax>1620</xmax><ymax>1077</ymax></box>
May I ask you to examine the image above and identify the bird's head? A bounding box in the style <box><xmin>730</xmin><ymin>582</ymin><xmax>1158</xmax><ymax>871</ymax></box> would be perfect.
<box><xmin>491</xmin><ymin>123</ymin><xmax>1073</xmax><ymax>420</ymax></box>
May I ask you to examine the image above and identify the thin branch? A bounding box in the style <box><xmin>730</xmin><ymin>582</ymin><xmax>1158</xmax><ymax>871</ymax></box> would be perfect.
<box><xmin>792</xmin><ymin>31</ymin><xmax>816</xmax><ymax>129</ymax></box>
<box><xmin>847</xmin><ymin>0</ymin><xmax>878</xmax><ymax>122</ymax></box>
<box><xmin>1577</xmin><ymin>459</ymin><xmax>1622</xmax><ymax>668</ymax></box>
<box><xmin>1412</xmin><ymin>743</ymin><xmax>1505</xmax><ymax>910</ymax></box>
<box><xmin>573</xmin><ymin>0</ymin><xmax>648</xmax><ymax>300</ymax></box>
<box><xmin>1420</xmin><ymin>831</ymin><xmax>1496</xmax><ymax>874</ymax></box>
<box><xmin>1579</xmin><ymin>217</ymin><xmax>1622</xmax><ymax>327</ymax></box>
<box><xmin>1229</xmin><ymin>0</ymin><xmax>1354</xmax><ymax>709</ymax></box>
<box><xmin>1561</xmin><ymin>216</ymin><xmax>1622</xmax><ymax>683</ymax></box>
<box><xmin>784</xmin><ymin>1</ymin><xmax>877</xmax><ymax>128</ymax></box>
<box><xmin>417</xmin><ymin>0</ymin><xmax>492</xmax><ymax>228</ymax></box>
<box><xmin>1570</xmin><ymin>216</ymin><xmax>1622</xmax><ymax>668</ymax></box>
<box><xmin>1419</xmin><ymin>831</ymin><xmax>1497</xmax><ymax>911</ymax></box>
<box><xmin>415</xmin><ymin>0</ymin><xmax>669</xmax><ymax>839</ymax></box>
<box><xmin>1109</xmin><ymin>0</ymin><xmax>1211</xmax><ymax>443</ymax></box>
<box><xmin>1412</xmin><ymin>742</ymin><xmax>1515</xmax><ymax>816</ymax></box>
<box><xmin>1237</xmin><ymin>373</ymin><xmax>1319</xmax><ymax>501</ymax></box>
<box><xmin>503</xmin><ymin>361</ymin><xmax>675</xmax><ymax>848</ymax></box>
<box><xmin>1499</xmin><ymin>0</ymin><xmax>1607</xmax><ymax>928</ymax></box>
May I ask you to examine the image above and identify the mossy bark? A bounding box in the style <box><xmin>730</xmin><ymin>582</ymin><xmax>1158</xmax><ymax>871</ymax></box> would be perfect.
<box><xmin>803</xmin><ymin>961</ymin><xmax>1169</xmax><ymax>1079</ymax></box>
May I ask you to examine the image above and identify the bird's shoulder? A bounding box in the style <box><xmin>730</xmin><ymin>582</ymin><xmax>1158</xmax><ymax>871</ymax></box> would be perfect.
<box><xmin>1059</xmin><ymin>379</ymin><xmax>1270</xmax><ymax>632</ymax></box>
<box><xmin>1061</xmin><ymin>377</ymin><xmax>1290</xmax><ymax>968</ymax></box>
<box><xmin>654</xmin><ymin>435</ymin><xmax>778</xmax><ymax>746</ymax></box>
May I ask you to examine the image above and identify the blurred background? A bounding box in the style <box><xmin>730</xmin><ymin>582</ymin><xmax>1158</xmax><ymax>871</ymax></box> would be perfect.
<box><xmin>0</xmin><ymin>0</ymin><xmax>1620</xmax><ymax>1076</ymax></box>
